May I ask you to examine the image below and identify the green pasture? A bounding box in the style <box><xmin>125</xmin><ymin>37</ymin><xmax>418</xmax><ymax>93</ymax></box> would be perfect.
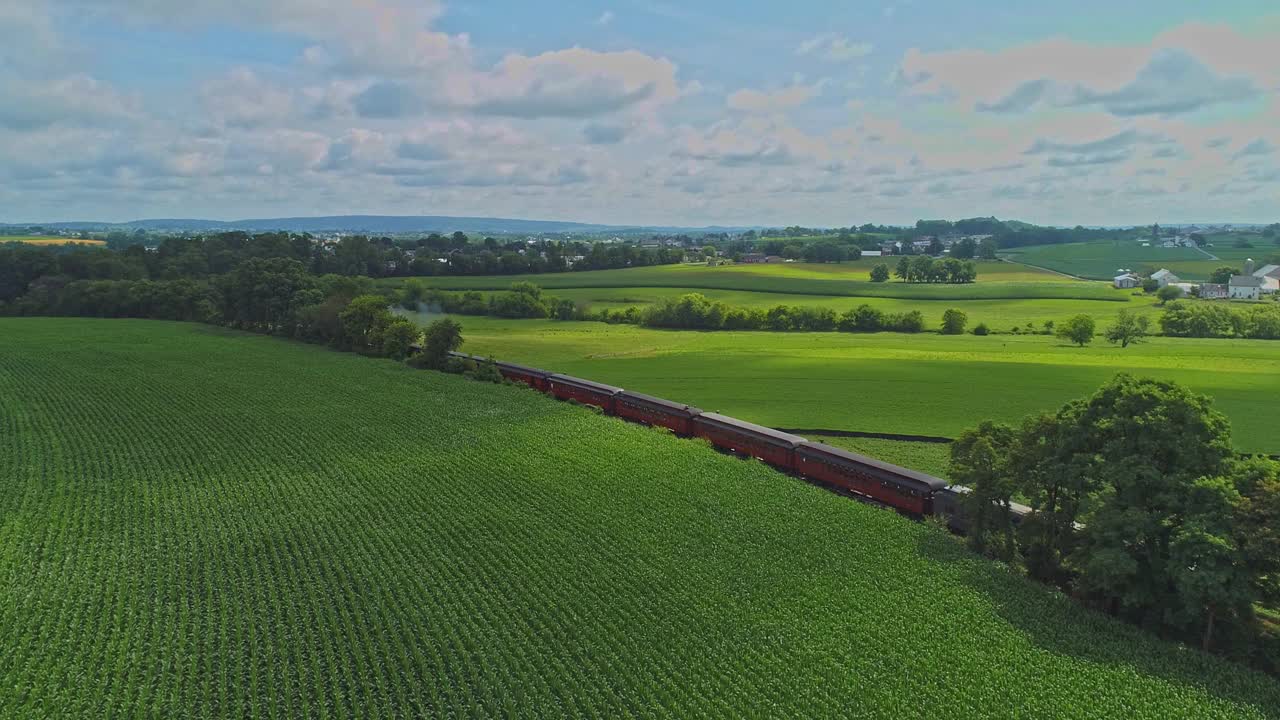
<box><xmin>5</xmin><ymin>318</ymin><xmax>1279</xmax><ymax>717</ymax></box>
<box><xmin>1002</xmin><ymin>239</ymin><xmax>1278</xmax><ymax>281</ymax></box>
<box><xmin>440</xmin><ymin>316</ymin><xmax>1280</xmax><ymax>454</ymax></box>
<box><xmin>393</xmin><ymin>260</ymin><xmax>1123</xmax><ymax>301</ymax></box>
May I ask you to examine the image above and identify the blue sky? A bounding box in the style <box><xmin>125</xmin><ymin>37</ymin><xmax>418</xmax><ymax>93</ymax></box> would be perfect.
<box><xmin>2</xmin><ymin>1</ymin><xmax>1278</xmax><ymax>226</ymax></box>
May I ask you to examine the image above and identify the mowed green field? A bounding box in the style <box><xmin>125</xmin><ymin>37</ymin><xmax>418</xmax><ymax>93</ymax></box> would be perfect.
<box><xmin>397</xmin><ymin>260</ymin><xmax>1123</xmax><ymax>301</ymax></box>
<box><xmin>3</xmin><ymin>318</ymin><xmax>1279</xmax><ymax>718</ymax></box>
<box><xmin>1002</xmin><ymin>239</ymin><xmax>1275</xmax><ymax>281</ymax></box>
<box><xmin>442</xmin><ymin>316</ymin><xmax>1280</xmax><ymax>454</ymax></box>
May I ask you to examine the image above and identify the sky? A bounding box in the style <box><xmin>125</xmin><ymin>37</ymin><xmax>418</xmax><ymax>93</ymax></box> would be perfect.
<box><xmin>2</xmin><ymin>1</ymin><xmax>1278</xmax><ymax>227</ymax></box>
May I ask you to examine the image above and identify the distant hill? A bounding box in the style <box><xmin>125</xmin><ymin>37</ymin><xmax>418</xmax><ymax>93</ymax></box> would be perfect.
<box><xmin>3</xmin><ymin>215</ymin><xmax>753</xmax><ymax>235</ymax></box>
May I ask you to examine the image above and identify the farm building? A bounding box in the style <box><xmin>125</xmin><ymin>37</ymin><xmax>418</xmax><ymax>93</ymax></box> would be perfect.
<box><xmin>1229</xmin><ymin>275</ymin><xmax>1263</xmax><ymax>300</ymax></box>
<box><xmin>1252</xmin><ymin>264</ymin><xmax>1280</xmax><ymax>294</ymax></box>
<box><xmin>1199</xmin><ymin>283</ymin><xmax>1229</xmax><ymax>299</ymax></box>
<box><xmin>1150</xmin><ymin>268</ymin><xmax>1180</xmax><ymax>287</ymax></box>
<box><xmin>861</xmin><ymin>250</ymin><xmax>883</xmax><ymax>257</ymax></box>
<box><xmin>739</xmin><ymin>253</ymin><xmax>767</xmax><ymax>264</ymax></box>
<box><xmin>1113</xmin><ymin>274</ymin><xmax>1139</xmax><ymax>289</ymax></box>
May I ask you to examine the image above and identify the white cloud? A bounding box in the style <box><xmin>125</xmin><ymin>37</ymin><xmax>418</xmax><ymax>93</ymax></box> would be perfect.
<box><xmin>201</xmin><ymin>68</ymin><xmax>293</xmax><ymax>128</ymax></box>
<box><xmin>898</xmin><ymin>22</ymin><xmax>1277</xmax><ymax>117</ymax></box>
<box><xmin>461</xmin><ymin>49</ymin><xmax>681</xmax><ymax>118</ymax></box>
<box><xmin>726</xmin><ymin>83</ymin><xmax>821</xmax><ymax>113</ymax></box>
<box><xmin>0</xmin><ymin>73</ymin><xmax>139</xmax><ymax>130</ymax></box>
<box><xmin>597</xmin><ymin>11</ymin><xmax>614</xmax><ymax>25</ymax></box>
<box><xmin>795</xmin><ymin>33</ymin><xmax>873</xmax><ymax>61</ymax></box>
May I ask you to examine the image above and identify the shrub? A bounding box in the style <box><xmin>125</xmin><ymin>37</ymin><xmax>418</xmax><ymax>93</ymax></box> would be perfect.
<box><xmin>972</xmin><ymin>323</ymin><xmax>990</xmax><ymax>336</ymax></box>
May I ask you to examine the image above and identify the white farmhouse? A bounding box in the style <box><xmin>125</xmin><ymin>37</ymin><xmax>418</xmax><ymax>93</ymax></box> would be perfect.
<box><xmin>1150</xmin><ymin>268</ymin><xmax>1180</xmax><ymax>287</ymax></box>
<box><xmin>1229</xmin><ymin>275</ymin><xmax>1263</xmax><ymax>300</ymax></box>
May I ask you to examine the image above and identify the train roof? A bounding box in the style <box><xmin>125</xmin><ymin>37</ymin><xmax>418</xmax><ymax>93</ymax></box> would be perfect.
<box><xmin>616</xmin><ymin>390</ymin><xmax>702</xmax><ymax>415</ymax></box>
<box><xmin>549</xmin><ymin>374</ymin><xmax>623</xmax><ymax>394</ymax></box>
<box><xmin>495</xmin><ymin>359</ymin><xmax>552</xmax><ymax>376</ymax></box>
<box><xmin>695</xmin><ymin>412</ymin><xmax>807</xmax><ymax>446</ymax></box>
<box><xmin>798</xmin><ymin>441</ymin><xmax>949</xmax><ymax>492</ymax></box>
<box><xmin>938</xmin><ymin>484</ymin><xmax>1033</xmax><ymax>516</ymax></box>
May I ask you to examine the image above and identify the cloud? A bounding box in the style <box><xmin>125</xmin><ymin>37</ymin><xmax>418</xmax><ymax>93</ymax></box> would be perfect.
<box><xmin>59</xmin><ymin>0</ymin><xmax>464</xmax><ymax>76</ymax></box>
<box><xmin>0</xmin><ymin>73</ymin><xmax>138</xmax><ymax>130</ymax></box>
<box><xmin>727</xmin><ymin>83</ymin><xmax>820</xmax><ymax>113</ymax></box>
<box><xmin>1026</xmin><ymin>129</ymin><xmax>1146</xmax><ymax>155</ymax></box>
<box><xmin>393</xmin><ymin>159</ymin><xmax>592</xmax><ymax>188</ymax></box>
<box><xmin>1234</xmin><ymin>138</ymin><xmax>1276</xmax><ymax>159</ymax></box>
<box><xmin>976</xmin><ymin>79</ymin><xmax>1050</xmax><ymax>113</ymax></box>
<box><xmin>899</xmin><ymin>23</ymin><xmax>1274</xmax><ymax>117</ymax></box>
<box><xmin>463</xmin><ymin>49</ymin><xmax>680</xmax><ymax>118</ymax></box>
<box><xmin>1045</xmin><ymin>152</ymin><xmax>1131</xmax><ymax>168</ymax></box>
<box><xmin>353</xmin><ymin>81</ymin><xmax>427</xmax><ymax>118</ymax></box>
<box><xmin>795</xmin><ymin>33</ymin><xmax>873</xmax><ymax>61</ymax></box>
<box><xmin>201</xmin><ymin>68</ymin><xmax>293</xmax><ymax>128</ymax></box>
<box><xmin>597</xmin><ymin>11</ymin><xmax>614</xmax><ymax>25</ymax></box>
<box><xmin>583</xmin><ymin>123</ymin><xmax>628</xmax><ymax>144</ymax></box>
<box><xmin>1068</xmin><ymin>49</ymin><xmax>1257</xmax><ymax>116</ymax></box>
<box><xmin>395</xmin><ymin>139</ymin><xmax>450</xmax><ymax>162</ymax></box>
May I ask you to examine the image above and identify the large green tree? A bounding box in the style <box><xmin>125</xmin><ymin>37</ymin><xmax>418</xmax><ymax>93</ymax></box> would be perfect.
<box><xmin>1068</xmin><ymin>375</ymin><xmax>1234</xmax><ymax>625</ymax></box>
<box><xmin>1055</xmin><ymin>314</ymin><xmax>1096</xmax><ymax>347</ymax></box>
<box><xmin>1104</xmin><ymin>309</ymin><xmax>1150</xmax><ymax>348</ymax></box>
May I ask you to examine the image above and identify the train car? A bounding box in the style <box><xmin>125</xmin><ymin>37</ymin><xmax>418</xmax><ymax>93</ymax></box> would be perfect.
<box><xmin>548</xmin><ymin>374</ymin><xmax>622</xmax><ymax>412</ymax></box>
<box><xmin>931</xmin><ymin>485</ymin><xmax>1032</xmax><ymax>533</ymax></box>
<box><xmin>614</xmin><ymin>391</ymin><xmax>702</xmax><ymax>435</ymax></box>
<box><xmin>496</xmin><ymin>360</ymin><xmax>553</xmax><ymax>392</ymax></box>
<box><xmin>691</xmin><ymin>413</ymin><xmax>805</xmax><ymax>469</ymax></box>
<box><xmin>794</xmin><ymin>442</ymin><xmax>948</xmax><ymax>515</ymax></box>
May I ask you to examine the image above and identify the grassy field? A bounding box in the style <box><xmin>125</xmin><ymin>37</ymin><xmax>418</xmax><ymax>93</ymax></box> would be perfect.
<box><xmin>395</xmin><ymin>260</ymin><xmax>1124</xmax><ymax>301</ymax></box>
<box><xmin>0</xmin><ymin>235</ymin><xmax>105</xmax><ymax>246</ymax></box>
<box><xmin>3</xmin><ymin>318</ymin><xmax>1279</xmax><ymax>718</ymax></box>
<box><xmin>436</xmin><ymin>316</ymin><xmax>1280</xmax><ymax>454</ymax></box>
<box><xmin>1002</xmin><ymin>239</ymin><xmax>1278</xmax><ymax>281</ymax></box>
<box><xmin>502</xmin><ymin>285</ymin><xmax>1166</xmax><ymax>331</ymax></box>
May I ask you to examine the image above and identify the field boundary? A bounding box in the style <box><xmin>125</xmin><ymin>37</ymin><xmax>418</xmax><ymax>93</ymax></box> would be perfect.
<box><xmin>413</xmin><ymin>280</ymin><xmax>1129</xmax><ymax>303</ymax></box>
<box><xmin>998</xmin><ymin>257</ymin><xmax>1089</xmax><ymax>281</ymax></box>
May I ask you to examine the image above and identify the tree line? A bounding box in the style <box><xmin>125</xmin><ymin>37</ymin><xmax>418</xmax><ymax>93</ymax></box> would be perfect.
<box><xmin>951</xmin><ymin>375</ymin><xmax>1280</xmax><ymax>673</ymax></box>
<box><xmin>892</xmin><ymin>257</ymin><xmax>978</xmax><ymax>284</ymax></box>
<box><xmin>0</xmin><ymin>232</ymin><xmax>685</xmax><ymax>295</ymax></box>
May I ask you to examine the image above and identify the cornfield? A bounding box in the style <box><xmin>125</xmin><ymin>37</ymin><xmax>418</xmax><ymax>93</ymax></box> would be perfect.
<box><xmin>1</xmin><ymin>318</ymin><xmax>1277</xmax><ymax>719</ymax></box>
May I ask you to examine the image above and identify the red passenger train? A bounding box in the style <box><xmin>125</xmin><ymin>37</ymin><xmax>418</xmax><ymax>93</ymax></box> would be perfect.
<box><xmin>444</xmin><ymin>351</ymin><xmax>1020</xmax><ymax>528</ymax></box>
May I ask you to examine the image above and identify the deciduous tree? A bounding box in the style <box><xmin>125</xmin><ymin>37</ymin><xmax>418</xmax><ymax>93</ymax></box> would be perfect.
<box><xmin>1104</xmin><ymin>309</ymin><xmax>1150</xmax><ymax>348</ymax></box>
<box><xmin>1055</xmin><ymin>315</ymin><xmax>1096</xmax><ymax>346</ymax></box>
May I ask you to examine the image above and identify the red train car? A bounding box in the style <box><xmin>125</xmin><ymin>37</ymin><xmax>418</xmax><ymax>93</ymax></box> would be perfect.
<box><xmin>495</xmin><ymin>360</ymin><xmax>553</xmax><ymax>392</ymax></box>
<box><xmin>691</xmin><ymin>413</ymin><xmax>805</xmax><ymax>468</ymax></box>
<box><xmin>548</xmin><ymin>374</ymin><xmax>622</xmax><ymax>412</ymax></box>
<box><xmin>794</xmin><ymin>442</ymin><xmax>949</xmax><ymax>515</ymax></box>
<box><xmin>614</xmin><ymin>391</ymin><xmax>702</xmax><ymax>435</ymax></box>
